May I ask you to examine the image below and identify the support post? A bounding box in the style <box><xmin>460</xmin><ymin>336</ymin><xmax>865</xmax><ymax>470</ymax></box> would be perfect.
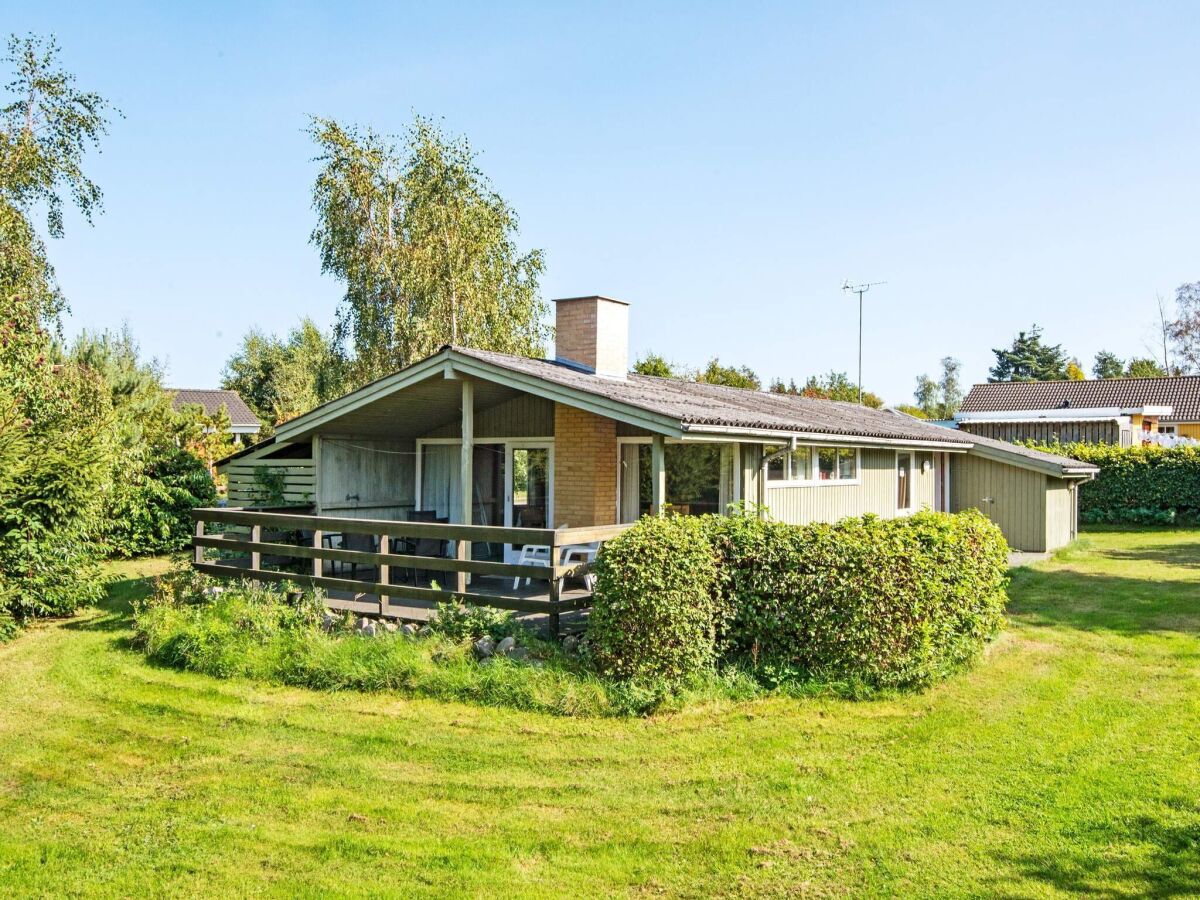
<box><xmin>193</xmin><ymin>518</ymin><xmax>204</xmax><ymax>565</ymax></box>
<box><xmin>457</xmin><ymin>378</ymin><xmax>474</xmax><ymax>593</ymax></box>
<box><xmin>379</xmin><ymin>532</ymin><xmax>389</xmax><ymax>615</ymax></box>
<box><xmin>249</xmin><ymin>523</ymin><xmax>261</xmax><ymax>588</ymax></box>
<box><xmin>312</xmin><ymin>528</ymin><xmax>323</xmax><ymax>580</ymax></box>
<box><xmin>548</xmin><ymin>531</ymin><xmax>561</xmax><ymax>639</ymax></box>
<box><xmin>650</xmin><ymin>434</ymin><xmax>666</xmax><ymax>516</ymax></box>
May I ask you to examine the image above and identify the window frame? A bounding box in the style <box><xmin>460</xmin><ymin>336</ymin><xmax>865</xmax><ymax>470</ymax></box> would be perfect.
<box><xmin>765</xmin><ymin>445</ymin><xmax>861</xmax><ymax>487</ymax></box>
<box><xmin>896</xmin><ymin>450</ymin><xmax>914</xmax><ymax>513</ymax></box>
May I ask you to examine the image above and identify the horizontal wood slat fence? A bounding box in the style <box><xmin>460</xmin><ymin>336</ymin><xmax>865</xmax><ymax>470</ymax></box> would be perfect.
<box><xmin>191</xmin><ymin>507</ymin><xmax>629</xmax><ymax>636</ymax></box>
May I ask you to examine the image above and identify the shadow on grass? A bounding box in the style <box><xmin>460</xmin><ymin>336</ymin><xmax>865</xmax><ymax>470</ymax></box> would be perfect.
<box><xmin>1103</xmin><ymin>543</ymin><xmax>1200</xmax><ymax>571</ymax></box>
<box><xmin>61</xmin><ymin>572</ymin><xmax>157</xmax><ymax>634</ymax></box>
<box><xmin>1007</xmin><ymin>567</ymin><xmax>1200</xmax><ymax>636</ymax></box>
<box><xmin>992</xmin><ymin>807</ymin><xmax>1200</xmax><ymax>898</ymax></box>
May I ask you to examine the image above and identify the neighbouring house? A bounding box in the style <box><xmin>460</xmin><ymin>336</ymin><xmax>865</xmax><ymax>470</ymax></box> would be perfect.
<box><xmin>216</xmin><ymin>296</ymin><xmax>1096</xmax><ymax>554</ymax></box>
<box><xmin>170</xmin><ymin>388</ymin><xmax>263</xmax><ymax>444</ymax></box>
<box><xmin>955</xmin><ymin>376</ymin><xmax>1200</xmax><ymax>447</ymax></box>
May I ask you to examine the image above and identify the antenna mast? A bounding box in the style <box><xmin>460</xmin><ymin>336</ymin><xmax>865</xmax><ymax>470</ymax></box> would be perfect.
<box><xmin>842</xmin><ymin>280</ymin><xmax>886</xmax><ymax>404</ymax></box>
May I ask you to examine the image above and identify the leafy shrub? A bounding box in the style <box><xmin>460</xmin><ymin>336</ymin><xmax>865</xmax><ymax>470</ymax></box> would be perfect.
<box><xmin>105</xmin><ymin>447</ymin><xmax>218</xmax><ymax>557</ymax></box>
<box><xmin>428</xmin><ymin>602</ymin><xmax>521</xmax><ymax>643</ymax></box>
<box><xmin>591</xmin><ymin>510</ymin><xmax>1008</xmax><ymax>692</ymax></box>
<box><xmin>1026</xmin><ymin>441</ymin><xmax>1200</xmax><ymax>523</ymax></box>
<box><xmin>133</xmin><ymin>565</ymin><xmax>640</xmax><ymax>716</ymax></box>
<box><xmin>703</xmin><ymin>510</ymin><xmax>1009</xmax><ymax>690</ymax></box>
<box><xmin>588</xmin><ymin>515</ymin><xmax>721</xmax><ymax>684</ymax></box>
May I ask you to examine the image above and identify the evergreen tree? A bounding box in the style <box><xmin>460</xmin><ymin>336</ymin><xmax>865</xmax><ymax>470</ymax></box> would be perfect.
<box><xmin>988</xmin><ymin>326</ymin><xmax>1070</xmax><ymax>382</ymax></box>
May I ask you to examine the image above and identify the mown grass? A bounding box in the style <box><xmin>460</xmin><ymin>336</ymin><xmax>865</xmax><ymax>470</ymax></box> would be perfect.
<box><xmin>1</xmin><ymin>530</ymin><xmax>1198</xmax><ymax>897</ymax></box>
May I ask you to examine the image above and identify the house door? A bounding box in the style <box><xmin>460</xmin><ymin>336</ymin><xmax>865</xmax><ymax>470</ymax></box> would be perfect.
<box><xmin>505</xmin><ymin>443</ymin><xmax>553</xmax><ymax>562</ymax></box>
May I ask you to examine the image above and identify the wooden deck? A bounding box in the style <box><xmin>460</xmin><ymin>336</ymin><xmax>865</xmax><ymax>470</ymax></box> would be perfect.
<box><xmin>191</xmin><ymin>508</ymin><xmax>626</xmax><ymax>637</ymax></box>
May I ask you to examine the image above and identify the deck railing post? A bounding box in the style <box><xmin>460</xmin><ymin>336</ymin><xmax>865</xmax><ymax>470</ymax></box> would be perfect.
<box><xmin>547</xmin><ymin>531</ymin><xmax>561</xmax><ymax>639</ymax></box>
<box><xmin>311</xmin><ymin>528</ymin><xmax>323</xmax><ymax>580</ymax></box>
<box><xmin>379</xmin><ymin>531</ymin><xmax>389</xmax><ymax>616</ymax></box>
<box><xmin>250</xmin><ymin>523</ymin><xmax>261</xmax><ymax>588</ymax></box>
<box><xmin>193</xmin><ymin>517</ymin><xmax>204</xmax><ymax>565</ymax></box>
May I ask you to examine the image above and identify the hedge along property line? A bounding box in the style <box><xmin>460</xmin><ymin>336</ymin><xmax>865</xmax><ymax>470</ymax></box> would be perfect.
<box><xmin>590</xmin><ymin>511</ymin><xmax>1009</xmax><ymax>691</ymax></box>
<box><xmin>1026</xmin><ymin>441</ymin><xmax>1200</xmax><ymax>524</ymax></box>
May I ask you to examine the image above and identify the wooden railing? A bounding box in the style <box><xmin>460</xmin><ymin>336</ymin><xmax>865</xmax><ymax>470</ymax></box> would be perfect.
<box><xmin>190</xmin><ymin>507</ymin><xmax>630</xmax><ymax>636</ymax></box>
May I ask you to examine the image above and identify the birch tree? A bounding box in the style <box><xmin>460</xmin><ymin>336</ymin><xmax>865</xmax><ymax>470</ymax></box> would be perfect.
<box><xmin>309</xmin><ymin>116</ymin><xmax>549</xmax><ymax>384</ymax></box>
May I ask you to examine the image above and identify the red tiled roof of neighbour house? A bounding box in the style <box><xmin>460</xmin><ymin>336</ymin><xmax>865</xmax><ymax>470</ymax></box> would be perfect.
<box><xmin>960</xmin><ymin>376</ymin><xmax>1200</xmax><ymax>422</ymax></box>
<box><xmin>169</xmin><ymin>389</ymin><xmax>261</xmax><ymax>428</ymax></box>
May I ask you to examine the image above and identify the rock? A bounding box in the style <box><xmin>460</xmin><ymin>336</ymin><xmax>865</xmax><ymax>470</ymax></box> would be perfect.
<box><xmin>478</xmin><ymin>656</ymin><xmax>495</xmax><ymax>667</ymax></box>
<box><xmin>508</xmin><ymin>647</ymin><xmax>530</xmax><ymax>662</ymax></box>
<box><xmin>473</xmin><ymin>637</ymin><xmax>495</xmax><ymax>660</ymax></box>
<box><xmin>495</xmin><ymin>636</ymin><xmax>516</xmax><ymax>656</ymax></box>
<box><xmin>417</xmin><ymin>626</ymin><xmax>433</xmax><ymax>638</ymax></box>
<box><xmin>357</xmin><ymin>620</ymin><xmax>378</xmax><ymax>637</ymax></box>
<box><xmin>320</xmin><ymin>612</ymin><xmax>339</xmax><ymax>633</ymax></box>
<box><xmin>562</xmin><ymin>634</ymin><xmax>579</xmax><ymax>654</ymax></box>
<box><xmin>401</xmin><ymin>623</ymin><xmax>418</xmax><ymax>637</ymax></box>
<box><xmin>383</xmin><ymin>621</ymin><xmax>399</xmax><ymax>634</ymax></box>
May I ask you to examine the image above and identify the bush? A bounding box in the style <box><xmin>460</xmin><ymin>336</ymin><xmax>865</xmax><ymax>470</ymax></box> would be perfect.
<box><xmin>106</xmin><ymin>447</ymin><xmax>218</xmax><ymax>557</ymax></box>
<box><xmin>703</xmin><ymin>511</ymin><xmax>1008</xmax><ymax>690</ymax></box>
<box><xmin>1026</xmin><ymin>441</ymin><xmax>1200</xmax><ymax>523</ymax></box>
<box><xmin>588</xmin><ymin>515</ymin><xmax>721</xmax><ymax>684</ymax></box>
<box><xmin>591</xmin><ymin>510</ymin><xmax>1009</xmax><ymax>692</ymax></box>
<box><xmin>132</xmin><ymin>566</ymin><xmax>637</xmax><ymax>716</ymax></box>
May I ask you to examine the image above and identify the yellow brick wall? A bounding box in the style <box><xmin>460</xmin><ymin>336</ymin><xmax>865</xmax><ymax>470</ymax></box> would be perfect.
<box><xmin>553</xmin><ymin>297</ymin><xmax>629</xmax><ymax>376</ymax></box>
<box><xmin>553</xmin><ymin>403</ymin><xmax>617</xmax><ymax>527</ymax></box>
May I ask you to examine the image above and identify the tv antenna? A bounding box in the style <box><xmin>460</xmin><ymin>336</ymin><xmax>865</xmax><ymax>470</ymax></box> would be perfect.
<box><xmin>842</xmin><ymin>280</ymin><xmax>886</xmax><ymax>404</ymax></box>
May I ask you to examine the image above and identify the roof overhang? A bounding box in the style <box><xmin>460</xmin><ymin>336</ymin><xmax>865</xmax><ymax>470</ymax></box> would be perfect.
<box><xmin>680</xmin><ymin>423</ymin><xmax>972</xmax><ymax>451</ymax></box>
<box><xmin>966</xmin><ymin>441</ymin><xmax>1097</xmax><ymax>479</ymax></box>
<box><xmin>273</xmin><ymin>348</ymin><xmax>685</xmax><ymax>442</ymax></box>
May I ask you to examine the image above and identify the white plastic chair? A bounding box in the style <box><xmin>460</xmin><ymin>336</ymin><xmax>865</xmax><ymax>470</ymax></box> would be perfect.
<box><xmin>512</xmin><ymin>543</ymin><xmax>553</xmax><ymax>589</ymax></box>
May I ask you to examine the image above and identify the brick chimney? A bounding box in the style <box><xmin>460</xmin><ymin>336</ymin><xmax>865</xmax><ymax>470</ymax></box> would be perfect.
<box><xmin>552</xmin><ymin>295</ymin><xmax>629</xmax><ymax>378</ymax></box>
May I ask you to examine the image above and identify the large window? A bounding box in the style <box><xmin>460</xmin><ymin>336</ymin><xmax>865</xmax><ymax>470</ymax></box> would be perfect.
<box><xmin>767</xmin><ymin>446</ymin><xmax>857</xmax><ymax>484</ymax></box>
<box><xmin>619</xmin><ymin>442</ymin><xmax>727</xmax><ymax>520</ymax></box>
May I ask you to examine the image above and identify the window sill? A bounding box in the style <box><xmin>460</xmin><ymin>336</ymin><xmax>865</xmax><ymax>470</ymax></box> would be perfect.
<box><xmin>767</xmin><ymin>479</ymin><xmax>862</xmax><ymax>489</ymax></box>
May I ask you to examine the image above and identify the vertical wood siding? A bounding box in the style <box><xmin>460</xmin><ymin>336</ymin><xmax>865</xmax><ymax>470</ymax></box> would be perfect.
<box><xmin>959</xmin><ymin>420</ymin><xmax>1120</xmax><ymax>444</ymax></box>
<box><xmin>1044</xmin><ymin>479</ymin><xmax>1075</xmax><ymax>551</ymax></box>
<box><xmin>762</xmin><ymin>449</ymin><xmax>937</xmax><ymax>524</ymax></box>
<box><xmin>317</xmin><ymin>437</ymin><xmax>416</xmax><ymax>520</ymax></box>
<box><xmin>424</xmin><ymin>394</ymin><xmax>553</xmax><ymax>439</ymax></box>
<box><xmin>951</xmin><ymin>454</ymin><xmax>1047</xmax><ymax>551</ymax></box>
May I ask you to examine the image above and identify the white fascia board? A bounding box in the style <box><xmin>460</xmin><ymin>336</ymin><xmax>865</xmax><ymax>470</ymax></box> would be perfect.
<box><xmin>955</xmin><ymin>407</ymin><xmax>1127</xmax><ymax>422</ymax></box>
<box><xmin>681</xmin><ymin>423</ymin><xmax>972</xmax><ymax>451</ymax></box>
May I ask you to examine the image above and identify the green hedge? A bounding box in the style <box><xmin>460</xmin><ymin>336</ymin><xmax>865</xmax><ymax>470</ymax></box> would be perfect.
<box><xmin>589</xmin><ymin>515</ymin><xmax>722</xmax><ymax>683</ymax></box>
<box><xmin>590</xmin><ymin>511</ymin><xmax>1009</xmax><ymax>691</ymax></box>
<box><xmin>1026</xmin><ymin>442</ymin><xmax>1200</xmax><ymax>524</ymax></box>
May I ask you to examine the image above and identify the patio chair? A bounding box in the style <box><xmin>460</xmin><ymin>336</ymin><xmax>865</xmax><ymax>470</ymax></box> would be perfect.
<box><xmin>325</xmin><ymin>532</ymin><xmax>378</xmax><ymax>580</ymax></box>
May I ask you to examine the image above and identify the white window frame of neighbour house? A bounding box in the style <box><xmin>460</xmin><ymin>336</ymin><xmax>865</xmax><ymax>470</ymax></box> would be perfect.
<box><xmin>1159</xmin><ymin>425</ymin><xmax>1177</xmax><ymax>435</ymax></box>
<box><xmin>764</xmin><ymin>446</ymin><xmax>861</xmax><ymax>487</ymax></box>
<box><xmin>896</xmin><ymin>450</ymin><xmax>915</xmax><ymax>513</ymax></box>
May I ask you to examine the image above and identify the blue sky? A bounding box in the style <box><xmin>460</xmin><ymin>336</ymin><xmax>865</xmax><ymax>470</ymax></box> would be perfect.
<box><xmin>7</xmin><ymin>1</ymin><xmax>1199</xmax><ymax>403</ymax></box>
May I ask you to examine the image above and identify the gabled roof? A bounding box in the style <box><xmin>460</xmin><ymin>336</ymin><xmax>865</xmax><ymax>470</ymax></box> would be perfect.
<box><xmin>960</xmin><ymin>376</ymin><xmax>1200</xmax><ymax>422</ymax></box>
<box><xmin>453</xmin><ymin>347</ymin><xmax>970</xmax><ymax>446</ymax></box>
<box><xmin>169</xmin><ymin>388</ymin><xmax>261</xmax><ymax>429</ymax></box>
<box><xmin>271</xmin><ymin>345</ymin><xmax>1095</xmax><ymax>478</ymax></box>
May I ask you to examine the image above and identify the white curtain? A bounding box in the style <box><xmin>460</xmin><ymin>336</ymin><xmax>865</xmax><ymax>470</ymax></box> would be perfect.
<box><xmin>420</xmin><ymin>445</ymin><xmax>462</xmax><ymax>522</ymax></box>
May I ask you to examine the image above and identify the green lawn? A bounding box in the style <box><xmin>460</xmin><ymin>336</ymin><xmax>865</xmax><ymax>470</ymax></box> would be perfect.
<box><xmin>1</xmin><ymin>530</ymin><xmax>1198</xmax><ymax>897</ymax></box>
